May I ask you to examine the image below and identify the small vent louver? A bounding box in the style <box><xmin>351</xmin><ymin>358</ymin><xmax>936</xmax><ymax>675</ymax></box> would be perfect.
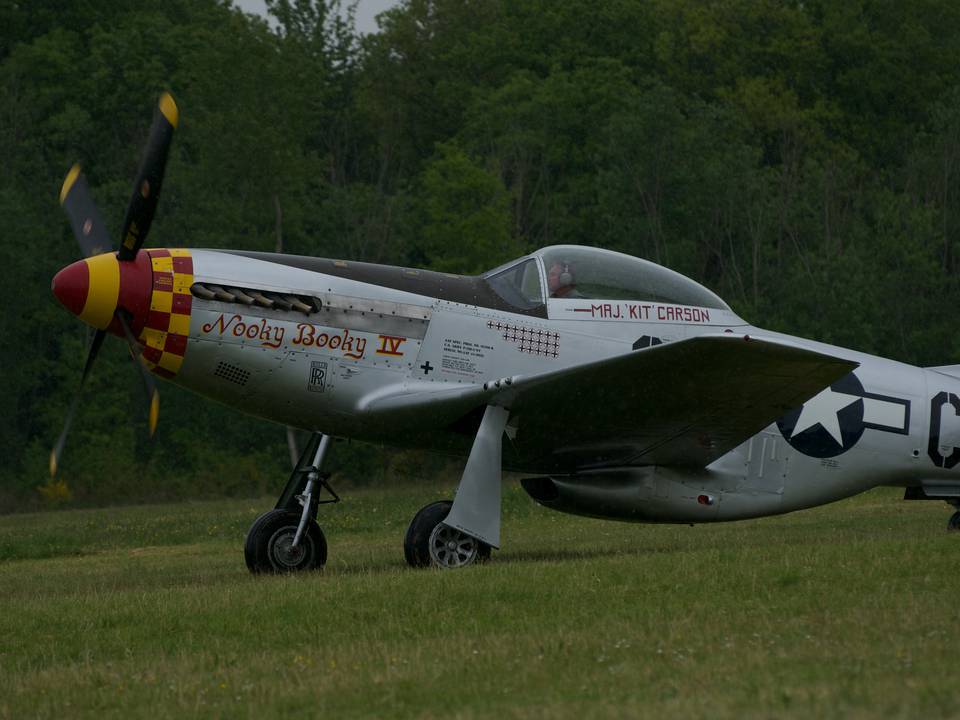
<box><xmin>213</xmin><ymin>361</ymin><xmax>250</xmax><ymax>386</ymax></box>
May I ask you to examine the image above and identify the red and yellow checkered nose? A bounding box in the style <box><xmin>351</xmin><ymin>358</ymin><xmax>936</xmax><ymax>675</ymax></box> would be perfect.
<box><xmin>138</xmin><ymin>249</ymin><xmax>194</xmax><ymax>378</ymax></box>
<box><xmin>51</xmin><ymin>249</ymin><xmax>193</xmax><ymax>378</ymax></box>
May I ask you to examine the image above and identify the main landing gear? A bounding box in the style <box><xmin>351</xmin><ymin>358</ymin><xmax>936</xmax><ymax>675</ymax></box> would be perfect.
<box><xmin>246</xmin><ymin>404</ymin><xmax>511</xmax><ymax>573</ymax></box>
<box><xmin>949</xmin><ymin>511</ymin><xmax>960</xmax><ymax>532</ymax></box>
<box><xmin>245</xmin><ymin>433</ymin><xmax>339</xmax><ymax>573</ymax></box>
<box><xmin>948</xmin><ymin>502</ymin><xmax>960</xmax><ymax>533</ymax></box>
<box><xmin>403</xmin><ymin>500</ymin><xmax>492</xmax><ymax>568</ymax></box>
<box><xmin>904</xmin><ymin>487</ymin><xmax>960</xmax><ymax>533</ymax></box>
<box><xmin>403</xmin><ymin>405</ymin><xmax>509</xmax><ymax>569</ymax></box>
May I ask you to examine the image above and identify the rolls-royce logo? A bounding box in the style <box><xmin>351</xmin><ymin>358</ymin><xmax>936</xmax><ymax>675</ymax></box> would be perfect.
<box><xmin>308</xmin><ymin>361</ymin><xmax>327</xmax><ymax>393</ymax></box>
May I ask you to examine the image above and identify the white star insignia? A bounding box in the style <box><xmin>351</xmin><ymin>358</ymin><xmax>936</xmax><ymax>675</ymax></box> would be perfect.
<box><xmin>791</xmin><ymin>387</ymin><xmax>861</xmax><ymax>446</ymax></box>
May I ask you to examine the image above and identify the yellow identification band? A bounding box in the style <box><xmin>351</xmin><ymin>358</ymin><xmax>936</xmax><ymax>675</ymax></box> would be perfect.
<box><xmin>60</xmin><ymin>164</ymin><xmax>81</xmax><ymax>205</ymax></box>
<box><xmin>159</xmin><ymin>92</ymin><xmax>179</xmax><ymax>128</ymax></box>
<box><xmin>79</xmin><ymin>253</ymin><xmax>120</xmax><ymax>329</ymax></box>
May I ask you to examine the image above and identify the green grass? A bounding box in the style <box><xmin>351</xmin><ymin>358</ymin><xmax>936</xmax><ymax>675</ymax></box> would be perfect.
<box><xmin>0</xmin><ymin>483</ymin><xmax>958</xmax><ymax>719</ymax></box>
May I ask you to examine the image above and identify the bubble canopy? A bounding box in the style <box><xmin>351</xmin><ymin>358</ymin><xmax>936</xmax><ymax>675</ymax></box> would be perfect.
<box><xmin>483</xmin><ymin>245</ymin><xmax>730</xmax><ymax>311</ymax></box>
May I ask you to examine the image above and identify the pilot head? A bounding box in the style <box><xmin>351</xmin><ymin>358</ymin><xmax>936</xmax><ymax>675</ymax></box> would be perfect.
<box><xmin>547</xmin><ymin>261</ymin><xmax>575</xmax><ymax>297</ymax></box>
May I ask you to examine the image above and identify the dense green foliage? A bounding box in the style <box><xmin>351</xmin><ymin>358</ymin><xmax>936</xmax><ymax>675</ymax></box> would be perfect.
<box><xmin>5</xmin><ymin>0</ymin><xmax>960</xmax><ymax>508</ymax></box>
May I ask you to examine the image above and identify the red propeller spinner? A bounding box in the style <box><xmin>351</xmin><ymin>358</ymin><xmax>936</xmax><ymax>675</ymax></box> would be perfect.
<box><xmin>51</xmin><ymin>250</ymin><xmax>153</xmax><ymax>337</ymax></box>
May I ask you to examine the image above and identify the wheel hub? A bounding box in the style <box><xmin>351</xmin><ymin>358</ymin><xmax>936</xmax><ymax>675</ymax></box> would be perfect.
<box><xmin>269</xmin><ymin>528</ymin><xmax>309</xmax><ymax>569</ymax></box>
<box><xmin>428</xmin><ymin>522</ymin><xmax>480</xmax><ymax>568</ymax></box>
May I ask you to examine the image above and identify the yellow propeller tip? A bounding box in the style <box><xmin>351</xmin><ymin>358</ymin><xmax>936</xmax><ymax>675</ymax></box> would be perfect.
<box><xmin>149</xmin><ymin>392</ymin><xmax>160</xmax><ymax>437</ymax></box>
<box><xmin>159</xmin><ymin>92</ymin><xmax>179</xmax><ymax>129</ymax></box>
<box><xmin>59</xmin><ymin>164</ymin><xmax>81</xmax><ymax>205</ymax></box>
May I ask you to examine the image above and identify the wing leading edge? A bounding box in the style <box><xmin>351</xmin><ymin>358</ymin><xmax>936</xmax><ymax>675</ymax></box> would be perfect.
<box><xmin>358</xmin><ymin>334</ymin><xmax>858</xmax><ymax>472</ymax></box>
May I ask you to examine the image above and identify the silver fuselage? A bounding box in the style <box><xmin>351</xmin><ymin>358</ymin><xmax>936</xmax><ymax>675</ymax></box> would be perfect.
<box><xmin>172</xmin><ymin>250</ymin><xmax>960</xmax><ymax>523</ymax></box>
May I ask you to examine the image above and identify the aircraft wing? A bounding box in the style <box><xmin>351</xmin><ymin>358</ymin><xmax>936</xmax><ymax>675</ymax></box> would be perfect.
<box><xmin>358</xmin><ymin>334</ymin><xmax>858</xmax><ymax>471</ymax></box>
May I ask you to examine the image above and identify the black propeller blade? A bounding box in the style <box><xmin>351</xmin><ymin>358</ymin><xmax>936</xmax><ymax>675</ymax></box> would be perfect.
<box><xmin>59</xmin><ymin>165</ymin><xmax>113</xmax><ymax>258</ymax></box>
<box><xmin>118</xmin><ymin>92</ymin><xmax>179</xmax><ymax>262</ymax></box>
<box><xmin>51</xmin><ymin>92</ymin><xmax>177</xmax><ymax>476</ymax></box>
<box><xmin>49</xmin><ymin>329</ymin><xmax>106</xmax><ymax>477</ymax></box>
<box><xmin>117</xmin><ymin>311</ymin><xmax>160</xmax><ymax>437</ymax></box>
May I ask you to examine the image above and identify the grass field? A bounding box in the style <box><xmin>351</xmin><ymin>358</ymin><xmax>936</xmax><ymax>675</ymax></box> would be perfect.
<box><xmin>1</xmin><ymin>482</ymin><xmax>958</xmax><ymax>719</ymax></box>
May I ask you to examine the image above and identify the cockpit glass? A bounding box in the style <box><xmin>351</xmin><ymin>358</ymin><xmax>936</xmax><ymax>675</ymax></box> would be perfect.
<box><xmin>484</xmin><ymin>258</ymin><xmax>544</xmax><ymax>311</ymax></box>
<box><xmin>538</xmin><ymin>246</ymin><xmax>728</xmax><ymax>309</ymax></box>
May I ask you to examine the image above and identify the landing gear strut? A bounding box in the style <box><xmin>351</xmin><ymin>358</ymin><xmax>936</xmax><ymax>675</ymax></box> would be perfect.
<box><xmin>245</xmin><ymin>433</ymin><xmax>340</xmax><ymax>574</ymax></box>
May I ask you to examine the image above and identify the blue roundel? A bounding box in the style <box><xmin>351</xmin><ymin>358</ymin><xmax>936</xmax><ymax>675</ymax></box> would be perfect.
<box><xmin>776</xmin><ymin>373</ymin><xmax>866</xmax><ymax>458</ymax></box>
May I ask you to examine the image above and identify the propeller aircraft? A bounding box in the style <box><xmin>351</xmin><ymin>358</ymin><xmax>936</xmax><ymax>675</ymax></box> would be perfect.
<box><xmin>50</xmin><ymin>94</ymin><xmax>960</xmax><ymax>572</ymax></box>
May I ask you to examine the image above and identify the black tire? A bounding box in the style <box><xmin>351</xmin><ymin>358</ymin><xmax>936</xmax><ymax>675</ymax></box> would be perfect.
<box><xmin>403</xmin><ymin>500</ymin><xmax>492</xmax><ymax>568</ymax></box>
<box><xmin>244</xmin><ymin>509</ymin><xmax>327</xmax><ymax>574</ymax></box>
<box><xmin>948</xmin><ymin>511</ymin><xmax>960</xmax><ymax>532</ymax></box>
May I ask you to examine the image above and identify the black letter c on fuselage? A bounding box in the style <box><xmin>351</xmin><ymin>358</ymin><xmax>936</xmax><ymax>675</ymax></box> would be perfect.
<box><xmin>928</xmin><ymin>391</ymin><xmax>960</xmax><ymax>468</ymax></box>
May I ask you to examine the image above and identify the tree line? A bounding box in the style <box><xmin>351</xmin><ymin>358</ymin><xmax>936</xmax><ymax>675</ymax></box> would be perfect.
<box><xmin>3</xmin><ymin>0</ymin><xmax>960</xmax><ymax>509</ymax></box>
